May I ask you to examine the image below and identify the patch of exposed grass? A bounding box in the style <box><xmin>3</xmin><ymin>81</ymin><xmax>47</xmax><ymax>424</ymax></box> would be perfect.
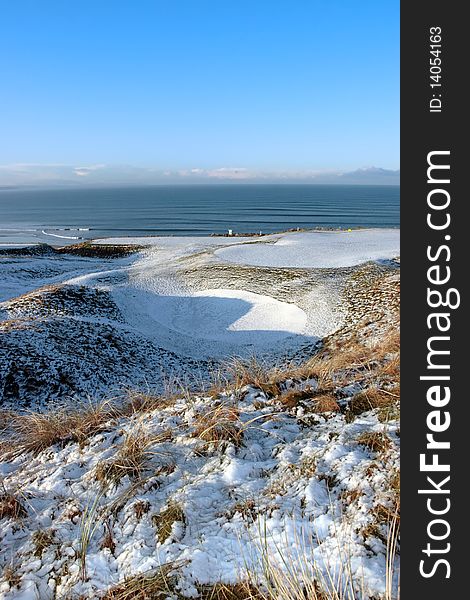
<box><xmin>389</xmin><ymin>469</ymin><xmax>400</xmax><ymax>502</ymax></box>
<box><xmin>227</xmin><ymin>498</ymin><xmax>258</xmax><ymax>522</ymax></box>
<box><xmin>264</xmin><ymin>457</ymin><xmax>319</xmax><ymax>499</ymax></box>
<box><xmin>357</xmin><ymin>431</ymin><xmax>392</xmax><ymax>454</ymax></box>
<box><xmin>5</xmin><ymin>400</ymin><xmax>118</xmax><ymax>457</ymax></box>
<box><xmin>192</xmin><ymin>403</ymin><xmax>243</xmax><ymax>448</ymax></box>
<box><xmin>122</xmin><ymin>391</ymin><xmax>179</xmax><ymax>415</ymax></box>
<box><xmin>104</xmin><ymin>576</ymin><xmax>261</xmax><ymax>600</ymax></box>
<box><xmin>152</xmin><ymin>502</ymin><xmax>185</xmax><ymax>544</ymax></box>
<box><xmin>377</xmin><ymin>354</ymin><xmax>400</xmax><ymax>381</ymax></box>
<box><xmin>374</xmin><ymin>503</ymin><xmax>400</xmax><ymax>526</ymax></box>
<box><xmin>133</xmin><ymin>500</ymin><xmax>151</xmax><ymax>520</ymax></box>
<box><xmin>226</xmin><ymin>358</ymin><xmax>281</xmax><ymax>397</ymax></box>
<box><xmin>348</xmin><ymin>388</ymin><xmax>398</xmax><ymax>418</ymax></box>
<box><xmin>95</xmin><ymin>428</ymin><xmax>152</xmax><ymax>487</ymax></box>
<box><xmin>198</xmin><ymin>582</ymin><xmax>262</xmax><ymax>600</ymax></box>
<box><xmin>79</xmin><ymin>491</ymin><xmax>104</xmax><ymax>581</ymax></box>
<box><xmin>32</xmin><ymin>529</ymin><xmax>55</xmax><ymax>557</ymax></box>
<box><xmin>0</xmin><ymin>493</ymin><xmax>26</xmax><ymax>520</ymax></box>
<box><xmin>56</xmin><ymin>243</ymin><xmax>142</xmax><ymax>258</ymax></box>
<box><xmin>340</xmin><ymin>488</ymin><xmax>363</xmax><ymax>506</ymax></box>
<box><xmin>155</xmin><ymin>463</ymin><xmax>176</xmax><ymax>476</ymax></box>
<box><xmin>377</xmin><ymin>402</ymin><xmax>400</xmax><ymax>423</ymax></box>
<box><xmin>361</xmin><ymin>521</ymin><xmax>384</xmax><ymax>543</ymax></box>
<box><xmin>102</xmin><ymin>563</ymin><xmax>178</xmax><ymax>599</ymax></box>
<box><xmin>287</xmin><ymin>457</ymin><xmax>317</xmax><ymax>480</ymax></box>
<box><xmin>305</xmin><ymin>327</ymin><xmax>400</xmax><ymax>389</ymax></box>
<box><xmin>1</xmin><ymin>565</ymin><xmax>21</xmax><ymax>589</ymax></box>
<box><xmin>362</xmin><ymin>494</ymin><xmax>400</xmax><ymax>553</ymax></box>
<box><xmin>277</xmin><ymin>389</ymin><xmax>314</xmax><ymax>409</ymax></box>
<box><xmin>309</xmin><ymin>394</ymin><xmax>340</xmax><ymax>413</ymax></box>
<box><xmin>245</xmin><ymin>526</ymin><xmax>357</xmax><ymax>600</ymax></box>
<box><xmin>303</xmin><ymin>342</ymin><xmax>371</xmax><ymax>389</ymax></box>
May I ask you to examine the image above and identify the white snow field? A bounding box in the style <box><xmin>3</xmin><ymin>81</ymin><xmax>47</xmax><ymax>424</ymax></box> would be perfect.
<box><xmin>214</xmin><ymin>229</ymin><xmax>400</xmax><ymax>268</ymax></box>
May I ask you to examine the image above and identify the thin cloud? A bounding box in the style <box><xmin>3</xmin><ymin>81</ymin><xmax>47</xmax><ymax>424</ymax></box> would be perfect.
<box><xmin>73</xmin><ymin>164</ymin><xmax>106</xmax><ymax>177</ymax></box>
<box><xmin>0</xmin><ymin>164</ymin><xmax>400</xmax><ymax>187</ymax></box>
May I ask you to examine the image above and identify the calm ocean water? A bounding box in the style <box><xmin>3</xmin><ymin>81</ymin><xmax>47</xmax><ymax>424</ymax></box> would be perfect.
<box><xmin>0</xmin><ymin>184</ymin><xmax>399</xmax><ymax>245</ymax></box>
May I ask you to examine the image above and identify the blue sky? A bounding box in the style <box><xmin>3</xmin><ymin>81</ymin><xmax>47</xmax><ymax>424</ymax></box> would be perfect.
<box><xmin>0</xmin><ymin>1</ymin><xmax>399</xmax><ymax>183</ymax></box>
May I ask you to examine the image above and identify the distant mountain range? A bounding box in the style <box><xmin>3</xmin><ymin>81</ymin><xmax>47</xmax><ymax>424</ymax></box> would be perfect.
<box><xmin>0</xmin><ymin>164</ymin><xmax>399</xmax><ymax>188</ymax></box>
<box><xmin>289</xmin><ymin>167</ymin><xmax>400</xmax><ymax>185</ymax></box>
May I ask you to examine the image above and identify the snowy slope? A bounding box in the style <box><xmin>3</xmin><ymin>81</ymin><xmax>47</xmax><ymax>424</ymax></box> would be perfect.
<box><xmin>0</xmin><ymin>387</ymin><xmax>399</xmax><ymax>600</ymax></box>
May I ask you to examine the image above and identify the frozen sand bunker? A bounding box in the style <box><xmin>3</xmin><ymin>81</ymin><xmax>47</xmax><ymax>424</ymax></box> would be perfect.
<box><xmin>143</xmin><ymin>288</ymin><xmax>308</xmax><ymax>350</ymax></box>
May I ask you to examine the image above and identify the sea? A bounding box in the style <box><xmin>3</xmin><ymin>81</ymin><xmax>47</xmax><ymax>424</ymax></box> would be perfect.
<box><xmin>0</xmin><ymin>184</ymin><xmax>399</xmax><ymax>246</ymax></box>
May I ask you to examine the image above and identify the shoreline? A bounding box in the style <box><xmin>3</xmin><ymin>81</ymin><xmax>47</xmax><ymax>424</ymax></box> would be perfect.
<box><xmin>0</xmin><ymin>225</ymin><xmax>400</xmax><ymax>251</ymax></box>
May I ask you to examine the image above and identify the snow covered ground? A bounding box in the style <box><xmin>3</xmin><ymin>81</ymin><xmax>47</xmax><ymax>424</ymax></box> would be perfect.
<box><xmin>0</xmin><ymin>385</ymin><xmax>400</xmax><ymax>600</ymax></box>
<box><xmin>93</xmin><ymin>229</ymin><xmax>400</xmax><ymax>268</ymax></box>
<box><xmin>0</xmin><ymin>252</ymin><xmax>135</xmax><ymax>304</ymax></box>
<box><xmin>0</xmin><ymin>230</ymin><xmax>399</xmax><ymax>407</ymax></box>
<box><xmin>0</xmin><ymin>230</ymin><xmax>400</xmax><ymax>598</ymax></box>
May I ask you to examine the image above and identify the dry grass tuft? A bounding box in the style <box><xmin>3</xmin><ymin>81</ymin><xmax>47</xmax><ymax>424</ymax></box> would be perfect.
<box><xmin>226</xmin><ymin>358</ymin><xmax>281</xmax><ymax>397</ymax></box>
<box><xmin>377</xmin><ymin>402</ymin><xmax>401</xmax><ymax>423</ymax></box>
<box><xmin>374</xmin><ymin>503</ymin><xmax>400</xmax><ymax>526</ymax></box>
<box><xmin>304</xmin><ymin>344</ymin><xmax>370</xmax><ymax>389</ymax></box>
<box><xmin>32</xmin><ymin>529</ymin><xmax>55</xmax><ymax>557</ymax></box>
<box><xmin>5</xmin><ymin>400</ymin><xmax>118</xmax><ymax>457</ymax></box>
<box><xmin>57</xmin><ymin>243</ymin><xmax>141</xmax><ymax>258</ymax></box>
<box><xmin>228</xmin><ymin>498</ymin><xmax>258</xmax><ymax>522</ymax></box>
<box><xmin>277</xmin><ymin>389</ymin><xmax>314</xmax><ymax>408</ymax></box>
<box><xmin>152</xmin><ymin>502</ymin><xmax>185</xmax><ymax>544</ymax></box>
<box><xmin>294</xmin><ymin>457</ymin><xmax>317</xmax><ymax>479</ymax></box>
<box><xmin>104</xmin><ymin>576</ymin><xmax>260</xmax><ymax>600</ymax></box>
<box><xmin>102</xmin><ymin>563</ymin><xmax>177</xmax><ymax>599</ymax></box>
<box><xmin>1</xmin><ymin>565</ymin><xmax>21</xmax><ymax>589</ymax></box>
<box><xmin>0</xmin><ymin>493</ymin><xmax>27</xmax><ymax>520</ymax></box>
<box><xmin>376</xmin><ymin>328</ymin><xmax>400</xmax><ymax>355</ymax></box>
<box><xmin>389</xmin><ymin>469</ymin><xmax>400</xmax><ymax>501</ymax></box>
<box><xmin>95</xmin><ymin>428</ymin><xmax>153</xmax><ymax>487</ymax></box>
<box><xmin>305</xmin><ymin>327</ymin><xmax>400</xmax><ymax>388</ymax></box>
<box><xmin>133</xmin><ymin>500</ymin><xmax>151</xmax><ymax>520</ymax></box>
<box><xmin>357</xmin><ymin>431</ymin><xmax>392</xmax><ymax>454</ymax></box>
<box><xmin>122</xmin><ymin>391</ymin><xmax>179</xmax><ymax>415</ymax></box>
<box><xmin>192</xmin><ymin>404</ymin><xmax>243</xmax><ymax>448</ymax></box>
<box><xmin>310</xmin><ymin>394</ymin><xmax>341</xmax><ymax>413</ymax></box>
<box><xmin>348</xmin><ymin>388</ymin><xmax>398</xmax><ymax>418</ymax></box>
<box><xmin>377</xmin><ymin>354</ymin><xmax>400</xmax><ymax>380</ymax></box>
<box><xmin>198</xmin><ymin>582</ymin><xmax>262</xmax><ymax>600</ymax></box>
<box><xmin>1</xmin><ymin>392</ymin><xmax>179</xmax><ymax>460</ymax></box>
<box><xmin>340</xmin><ymin>489</ymin><xmax>363</xmax><ymax>506</ymax></box>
